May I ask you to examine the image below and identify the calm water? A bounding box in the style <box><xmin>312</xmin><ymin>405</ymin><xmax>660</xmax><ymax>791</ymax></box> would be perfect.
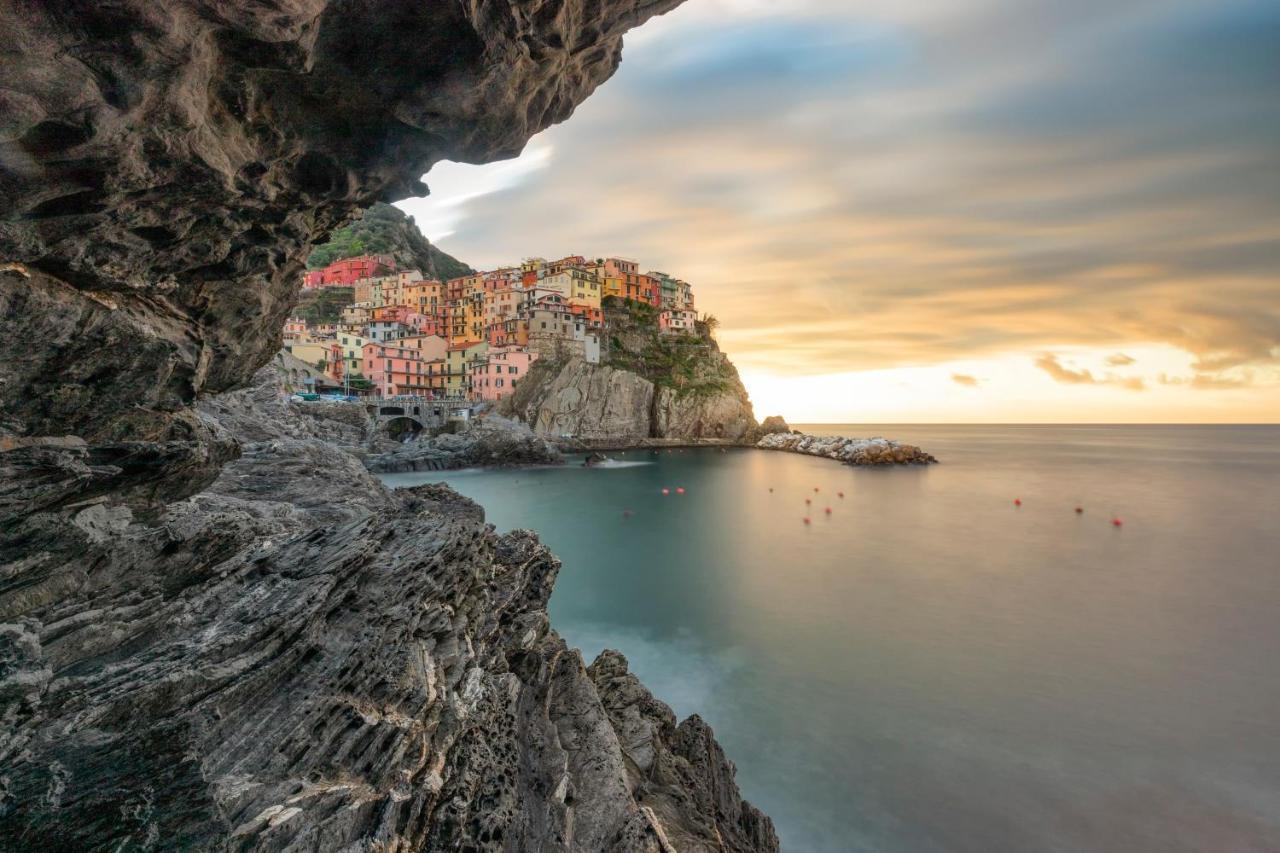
<box><xmin>381</xmin><ymin>425</ymin><xmax>1280</xmax><ymax>852</ymax></box>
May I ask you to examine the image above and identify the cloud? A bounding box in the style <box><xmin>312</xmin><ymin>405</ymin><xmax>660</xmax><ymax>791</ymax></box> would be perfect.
<box><xmin>1035</xmin><ymin>354</ymin><xmax>1146</xmax><ymax>391</ymax></box>
<box><xmin>951</xmin><ymin>373</ymin><xmax>980</xmax><ymax>386</ymax></box>
<box><xmin>404</xmin><ymin>0</ymin><xmax>1280</xmax><ymax>418</ymax></box>
<box><xmin>1106</xmin><ymin>353</ymin><xmax>1135</xmax><ymax>366</ymax></box>
<box><xmin>1160</xmin><ymin>372</ymin><xmax>1253</xmax><ymax>390</ymax></box>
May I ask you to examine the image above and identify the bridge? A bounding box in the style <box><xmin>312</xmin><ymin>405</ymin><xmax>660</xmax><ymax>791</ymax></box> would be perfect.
<box><xmin>365</xmin><ymin>396</ymin><xmax>472</xmax><ymax>434</ymax></box>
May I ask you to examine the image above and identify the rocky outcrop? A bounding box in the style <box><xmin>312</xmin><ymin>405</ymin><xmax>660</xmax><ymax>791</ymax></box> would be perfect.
<box><xmin>589</xmin><ymin>651</ymin><xmax>779</xmax><ymax>852</ymax></box>
<box><xmin>503</xmin><ymin>350</ymin><xmax>758</xmax><ymax>446</ymax></box>
<box><xmin>0</xmin><ymin>370</ymin><xmax>775</xmax><ymax>851</ymax></box>
<box><xmin>197</xmin><ymin>365</ymin><xmax>395</xmax><ymax>455</ymax></box>
<box><xmin>653</xmin><ymin>384</ymin><xmax>755</xmax><ymax>443</ymax></box>
<box><xmin>757</xmin><ymin>415</ymin><xmax>791</xmax><ymax>436</ymax></box>
<box><xmin>506</xmin><ymin>359</ymin><xmax>657</xmax><ymax>445</ymax></box>
<box><xmin>758</xmin><ymin>431</ymin><xmax>937</xmax><ymax>466</ymax></box>
<box><xmin>367</xmin><ymin>415</ymin><xmax>563</xmax><ymax>473</ymax></box>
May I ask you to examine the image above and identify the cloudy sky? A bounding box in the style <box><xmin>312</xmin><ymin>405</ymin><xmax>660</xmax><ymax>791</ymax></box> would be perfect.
<box><xmin>398</xmin><ymin>0</ymin><xmax>1279</xmax><ymax>422</ymax></box>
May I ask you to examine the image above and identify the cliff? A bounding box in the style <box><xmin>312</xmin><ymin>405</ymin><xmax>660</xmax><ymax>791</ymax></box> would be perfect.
<box><xmin>1</xmin><ymin>0</ymin><xmax>778</xmax><ymax>848</ymax></box>
<box><xmin>501</xmin><ymin>300</ymin><xmax>759</xmax><ymax>445</ymax></box>
<box><xmin>1</xmin><ymin>370</ymin><xmax>776</xmax><ymax>850</ymax></box>
<box><xmin>307</xmin><ymin>201</ymin><xmax>473</xmax><ymax>282</ymax></box>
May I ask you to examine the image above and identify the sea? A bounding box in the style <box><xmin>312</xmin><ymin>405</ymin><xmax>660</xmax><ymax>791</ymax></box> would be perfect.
<box><xmin>379</xmin><ymin>425</ymin><xmax>1280</xmax><ymax>852</ymax></box>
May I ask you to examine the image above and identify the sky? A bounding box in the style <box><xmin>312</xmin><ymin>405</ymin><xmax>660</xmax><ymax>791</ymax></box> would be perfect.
<box><xmin>397</xmin><ymin>0</ymin><xmax>1280</xmax><ymax>423</ymax></box>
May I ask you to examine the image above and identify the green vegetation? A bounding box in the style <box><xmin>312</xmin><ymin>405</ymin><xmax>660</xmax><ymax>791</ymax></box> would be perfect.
<box><xmin>602</xmin><ymin>299</ymin><xmax>734</xmax><ymax>397</ymax></box>
<box><xmin>306</xmin><ymin>202</ymin><xmax>472</xmax><ymax>281</ymax></box>
<box><xmin>292</xmin><ymin>286</ymin><xmax>355</xmax><ymax>324</ymax></box>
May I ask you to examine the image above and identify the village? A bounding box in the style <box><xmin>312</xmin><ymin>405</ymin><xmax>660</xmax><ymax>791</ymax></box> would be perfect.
<box><xmin>282</xmin><ymin>253</ymin><xmax>699</xmax><ymax>401</ymax></box>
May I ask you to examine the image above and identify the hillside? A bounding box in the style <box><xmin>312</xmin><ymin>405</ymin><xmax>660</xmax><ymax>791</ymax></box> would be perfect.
<box><xmin>306</xmin><ymin>202</ymin><xmax>473</xmax><ymax>281</ymax></box>
<box><xmin>501</xmin><ymin>297</ymin><xmax>759</xmax><ymax>443</ymax></box>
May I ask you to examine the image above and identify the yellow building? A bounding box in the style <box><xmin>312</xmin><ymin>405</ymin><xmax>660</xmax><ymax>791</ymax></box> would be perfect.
<box><xmin>335</xmin><ymin>333</ymin><xmax>368</xmax><ymax>378</ymax></box>
<box><xmin>400</xmin><ymin>280</ymin><xmax>444</xmax><ymax>313</ymax></box>
<box><xmin>445</xmin><ymin>341</ymin><xmax>487</xmax><ymax>397</ymax></box>
<box><xmin>285</xmin><ymin>342</ymin><xmax>331</xmax><ymax>370</ymax></box>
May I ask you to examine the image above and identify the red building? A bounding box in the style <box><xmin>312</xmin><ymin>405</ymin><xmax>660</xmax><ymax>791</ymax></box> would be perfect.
<box><xmin>302</xmin><ymin>254</ymin><xmax>396</xmax><ymax>289</ymax></box>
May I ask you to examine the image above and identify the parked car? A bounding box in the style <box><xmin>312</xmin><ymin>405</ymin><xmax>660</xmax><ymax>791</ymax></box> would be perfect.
<box><xmin>291</xmin><ymin>392</ymin><xmax>321</xmax><ymax>402</ymax></box>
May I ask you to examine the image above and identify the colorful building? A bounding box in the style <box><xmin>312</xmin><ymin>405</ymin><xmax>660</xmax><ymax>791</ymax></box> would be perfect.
<box><xmin>303</xmin><ymin>254</ymin><xmax>395</xmax><ymax>289</ymax></box>
<box><xmin>473</xmin><ymin>347</ymin><xmax>538</xmax><ymax>401</ymax></box>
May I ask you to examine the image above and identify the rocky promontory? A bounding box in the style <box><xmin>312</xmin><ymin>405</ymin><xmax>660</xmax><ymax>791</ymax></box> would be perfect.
<box><xmin>757</xmin><ymin>431</ymin><xmax>938</xmax><ymax>466</ymax></box>
<box><xmin>1</xmin><ymin>377</ymin><xmax>776</xmax><ymax>850</ymax></box>
<box><xmin>501</xmin><ymin>301</ymin><xmax>759</xmax><ymax>446</ymax></box>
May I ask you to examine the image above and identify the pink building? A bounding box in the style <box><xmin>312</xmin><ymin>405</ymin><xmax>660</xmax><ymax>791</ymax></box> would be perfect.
<box><xmin>362</xmin><ymin>341</ymin><xmax>442</xmax><ymax>396</ymax></box>
<box><xmin>659</xmin><ymin>308</ymin><xmax>698</xmax><ymax>334</ymax></box>
<box><xmin>473</xmin><ymin>347</ymin><xmax>538</xmax><ymax>401</ymax></box>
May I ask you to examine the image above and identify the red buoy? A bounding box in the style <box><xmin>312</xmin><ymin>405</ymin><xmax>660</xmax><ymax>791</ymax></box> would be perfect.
<box><xmin>676</xmin><ymin>487</ymin><xmax>685</xmax><ymax>495</ymax></box>
<box><xmin>1014</xmin><ymin>498</ymin><xmax>1022</xmax><ymax>506</ymax></box>
<box><xmin>805</xmin><ymin>498</ymin><xmax>812</xmax><ymax>505</ymax></box>
<box><xmin>1112</xmin><ymin>518</ymin><xmax>1123</xmax><ymax>527</ymax></box>
<box><xmin>837</xmin><ymin>491</ymin><xmax>844</xmax><ymax>498</ymax></box>
<box><xmin>824</xmin><ymin>507</ymin><xmax>832</xmax><ymax>514</ymax></box>
<box><xmin>803</xmin><ymin>517</ymin><xmax>811</xmax><ymax>525</ymax></box>
<box><xmin>1074</xmin><ymin>506</ymin><xmax>1083</xmax><ymax>514</ymax></box>
<box><xmin>769</xmin><ymin>487</ymin><xmax>774</xmax><ymax>493</ymax></box>
<box><xmin>814</xmin><ymin>487</ymin><xmax>820</xmax><ymax>492</ymax></box>
<box><xmin>661</xmin><ymin>488</ymin><xmax>670</xmax><ymax>496</ymax></box>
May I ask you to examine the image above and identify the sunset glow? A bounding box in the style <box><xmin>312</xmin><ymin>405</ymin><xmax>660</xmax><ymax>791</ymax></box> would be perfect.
<box><xmin>399</xmin><ymin>0</ymin><xmax>1280</xmax><ymax>422</ymax></box>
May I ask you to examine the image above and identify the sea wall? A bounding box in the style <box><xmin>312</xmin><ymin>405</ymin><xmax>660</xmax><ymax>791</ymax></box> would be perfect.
<box><xmin>757</xmin><ymin>431</ymin><xmax>938</xmax><ymax>465</ymax></box>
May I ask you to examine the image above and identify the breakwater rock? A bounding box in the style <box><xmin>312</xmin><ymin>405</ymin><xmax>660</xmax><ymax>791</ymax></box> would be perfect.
<box><xmin>758</xmin><ymin>431</ymin><xmax>938</xmax><ymax>465</ymax></box>
<box><xmin>367</xmin><ymin>415</ymin><xmax>563</xmax><ymax>473</ymax></box>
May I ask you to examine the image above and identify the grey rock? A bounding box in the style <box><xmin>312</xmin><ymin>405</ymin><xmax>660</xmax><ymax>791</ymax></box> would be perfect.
<box><xmin>367</xmin><ymin>415</ymin><xmax>564</xmax><ymax>473</ymax></box>
<box><xmin>758</xmin><ymin>431</ymin><xmax>938</xmax><ymax>466</ymax></box>
<box><xmin>0</xmin><ymin>373</ymin><xmax>776</xmax><ymax>851</ymax></box>
<box><xmin>511</xmin><ymin>359</ymin><xmax>657</xmax><ymax>445</ymax></box>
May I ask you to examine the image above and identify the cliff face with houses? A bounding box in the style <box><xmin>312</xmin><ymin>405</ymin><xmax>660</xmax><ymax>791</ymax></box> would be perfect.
<box><xmin>0</xmin><ymin>0</ymin><xmax>778</xmax><ymax>848</ymax></box>
<box><xmin>500</xmin><ymin>300</ymin><xmax>758</xmax><ymax>445</ymax></box>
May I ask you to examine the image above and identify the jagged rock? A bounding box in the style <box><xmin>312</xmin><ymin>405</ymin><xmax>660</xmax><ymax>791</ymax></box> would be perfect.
<box><xmin>507</xmin><ymin>359</ymin><xmax>657</xmax><ymax>445</ymax></box>
<box><xmin>758</xmin><ymin>415</ymin><xmax>791</xmax><ymax>435</ymax></box>
<box><xmin>0</xmin><ymin>371</ymin><xmax>775</xmax><ymax>851</ymax></box>
<box><xmin>650</xmin><ymin>345</ymin><xmax>757</xmax><ymax>443</ymax></box>
<box><xmin>653</xmin><ymin>384</ymin><xmax>755</xmax><ymax>443</ymax></box>
<box><xmin>757</xmin><ymin>431</ymin><xmax>937</xmax><ymax>466</ymax></box>
<box><xmin>366</xmin><ymin>415</ymin><xmax>563</xmax><ymax>473</ymax></box>
<box><xmin>588</xmin><ymin>651</ymin><xmax>780</xmax><ymax>853</ymax></box>
<box><xmin>0</xmin><ymin>1</ymin><xmax>779</xmax><ymax>847</ymax></box>
<box><xmin>197</xmin><ymin>365</ymin><xmax>395</xmax><ymax>455</ymax></box>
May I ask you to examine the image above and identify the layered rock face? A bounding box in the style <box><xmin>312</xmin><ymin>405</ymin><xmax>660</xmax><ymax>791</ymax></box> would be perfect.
<box><xmin>506</xmin><ymin>356</ymin><xmax>759</xmax><ymax>446</ymax></box>
<box><xmin>651</xmin><ymin>345</ymin><xmax>758</xmax><ymax>442</ymax></box>
<box><xmin>1</xmin><ymin>1</ymin><xmax>779</xmax><ymax>848</ymax></box>
<box><xmin>507</xmin><ymin>360</ymin><xmax>658</xmax><ymax>444</ymax></box>
<box><xmin>0</xmin><ymin>387</ymin><xmax>776</xmax><ymax>850</ymax></box>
